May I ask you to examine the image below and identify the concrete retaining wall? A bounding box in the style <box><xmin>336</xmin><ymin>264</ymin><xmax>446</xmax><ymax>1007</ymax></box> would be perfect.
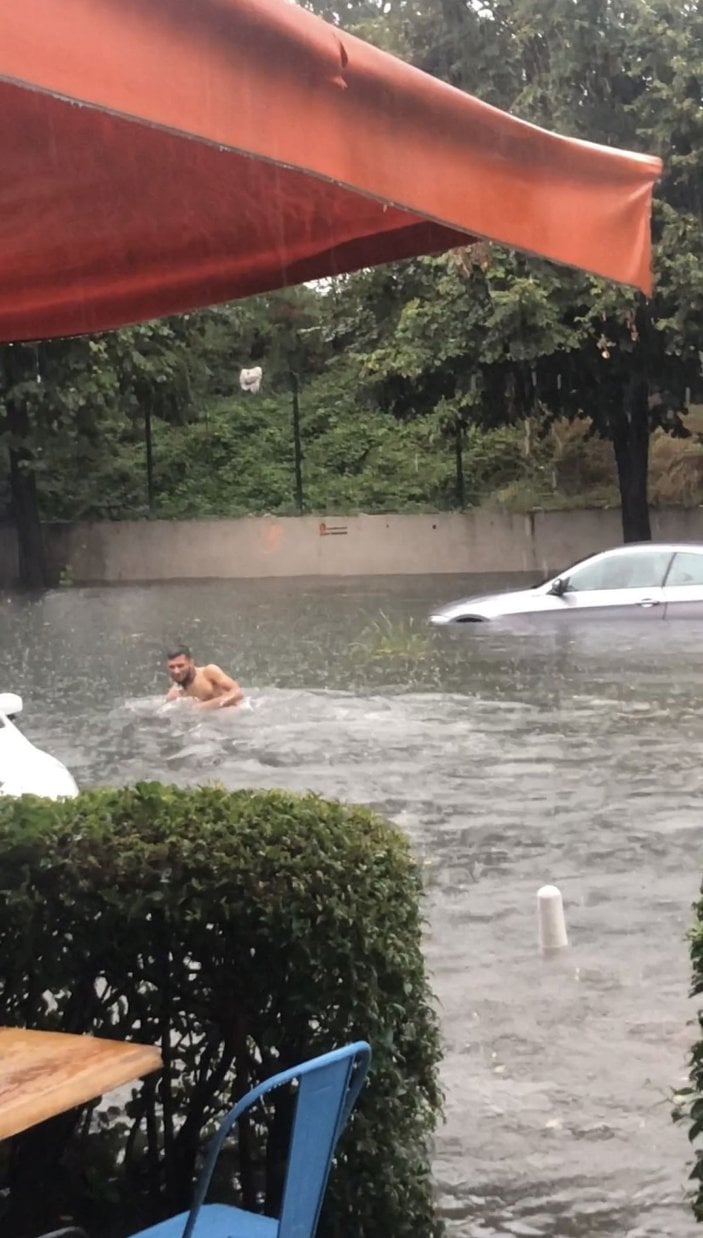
<box><xmin>3</xmin><ymin>508</ymin><xmax>703</xmax><ymax>585</ymax></box>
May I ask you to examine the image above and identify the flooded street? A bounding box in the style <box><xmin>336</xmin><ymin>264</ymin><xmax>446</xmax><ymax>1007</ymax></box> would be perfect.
<box><xmin>1</xmin><ymin>574</ymin><xmax>699</xmax><ymax>1237</ymax></box>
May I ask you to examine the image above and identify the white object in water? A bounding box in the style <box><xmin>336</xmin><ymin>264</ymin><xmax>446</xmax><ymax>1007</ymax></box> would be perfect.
<box><xmin>239</xmin><ymin>366</ymin><xmax>262</xmax><ymax>394</ymax></box>
<box><xmin>537</xmin><ymin>884</ymin><xmax>568</xmax><ymax>952</ymax></box>
<box><xmin>0</xmin><ymin>693</ymin><xmax>79</xmax><ymax>799</ymax></box>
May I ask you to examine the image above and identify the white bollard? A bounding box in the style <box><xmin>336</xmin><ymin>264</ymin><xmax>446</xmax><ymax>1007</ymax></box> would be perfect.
<box><xmin>537</xmin><ymin>884</ymin><xmax>568</xmax><ymax>952</ymax></box>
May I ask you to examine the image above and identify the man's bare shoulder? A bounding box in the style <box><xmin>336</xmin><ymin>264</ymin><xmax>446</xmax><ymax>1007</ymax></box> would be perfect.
<box><xmin>202</xmin><ymin>663</ymin><xmax>238</xmax><ymax>684</ymax></box>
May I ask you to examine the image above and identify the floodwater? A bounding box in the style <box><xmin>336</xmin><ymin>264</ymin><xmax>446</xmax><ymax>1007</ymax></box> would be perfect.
<box><xmin>1</xmin><ymin>574</ymin><xmax>700</xmax><ymax>1237</ymax></box>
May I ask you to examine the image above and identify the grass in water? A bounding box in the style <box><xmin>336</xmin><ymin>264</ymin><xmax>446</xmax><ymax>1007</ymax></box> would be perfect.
<box><xmin>351</xmin><ymin>613</ymin><xmax>431</xmax><ymax>663</ymax></box>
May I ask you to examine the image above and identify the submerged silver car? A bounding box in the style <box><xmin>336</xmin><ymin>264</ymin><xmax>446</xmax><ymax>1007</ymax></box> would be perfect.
<box><xmin>430</xmin><ymin>542</ymin><xmax>703</xmax><ymax>625</ymax></box>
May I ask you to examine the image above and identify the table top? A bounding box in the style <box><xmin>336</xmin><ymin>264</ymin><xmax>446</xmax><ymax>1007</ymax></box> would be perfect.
<box><xmin>0</xmin><ymin>1026</ymin><xmax>162</xmax><ymax>1139</ymax></box>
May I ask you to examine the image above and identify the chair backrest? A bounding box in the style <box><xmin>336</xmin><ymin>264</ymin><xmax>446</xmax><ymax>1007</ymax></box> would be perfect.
<box><xmin>182</xmin><ymin>1041</ymin><xmax>370</xmax><ymax>1238</ymax></box>
<box><xmin>277</xmin><ymin>1043</ymin><xmax>370</xmax><ymax>1238</ymax></box>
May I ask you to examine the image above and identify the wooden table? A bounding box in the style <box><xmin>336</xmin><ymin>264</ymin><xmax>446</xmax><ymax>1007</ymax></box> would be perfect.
<box><xmin>0</xmin><ymin>1027</ymin><xmax>162</xmax><ymax>1139</ymax></box>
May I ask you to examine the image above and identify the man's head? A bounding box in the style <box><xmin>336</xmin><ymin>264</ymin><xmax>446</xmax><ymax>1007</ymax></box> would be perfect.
<box><xmin>166</xmin><ymin>646</ymin><xmax>195</xmax><ymax>685</ymax></box>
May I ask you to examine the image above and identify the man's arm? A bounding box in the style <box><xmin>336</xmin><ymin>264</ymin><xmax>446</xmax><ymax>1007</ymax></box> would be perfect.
<box><xmin>165</xmin><ymin>685</ymin><xmax>183</xmax><ymax>701</ymax></box>
<box><xmin>196</xmin><ymin>665</ymin><xmax>244</xmax><ymax>710</ymax></box>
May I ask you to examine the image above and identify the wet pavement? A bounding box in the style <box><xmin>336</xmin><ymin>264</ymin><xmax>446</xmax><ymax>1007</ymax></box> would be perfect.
<box><xmin>1</xmin><ymin>574</ymin><xmax>699</xmax><ymax>1236</ymax></box>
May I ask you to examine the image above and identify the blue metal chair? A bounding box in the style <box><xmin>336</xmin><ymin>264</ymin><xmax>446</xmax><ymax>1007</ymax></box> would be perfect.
<box><xmin>129</xmin><ymin>1041</ymin><xmax>371</xmax><ymax>1238</ymax></box>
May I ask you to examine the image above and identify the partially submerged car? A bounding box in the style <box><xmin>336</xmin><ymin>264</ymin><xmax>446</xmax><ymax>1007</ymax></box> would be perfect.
<box><xmin>0</xmin><ymin>693</ymin><xmax>78</xmax><ymax>799</ymax></box>
<box><xmin>430</xmin><ymin>542</ymin><xmax>703</xmax><ymax>625</ymax></box>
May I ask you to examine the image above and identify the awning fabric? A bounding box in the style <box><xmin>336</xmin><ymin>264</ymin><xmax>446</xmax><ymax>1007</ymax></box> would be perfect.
<box><xmin>0</xmin><ymin>0</ymin><xmax>662</xmax><ymax>342</ymax></box>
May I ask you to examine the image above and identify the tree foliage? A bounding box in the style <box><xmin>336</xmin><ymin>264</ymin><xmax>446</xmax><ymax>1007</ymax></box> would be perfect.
<box><xmin>1</xmin><ymin>0</ymin><xmax>702</xmax><ymax>576</ymax></box>
<box><xmin>675</xmin><ymin>878</ymin><xmax>703</xmax><ymax>1221</ymax></box>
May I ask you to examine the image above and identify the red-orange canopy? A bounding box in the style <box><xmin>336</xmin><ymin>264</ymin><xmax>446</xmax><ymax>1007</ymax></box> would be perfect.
<box><xmin>0</xmin><ymin>0</ymin><xmax>661</xmax><ymax>342</ymax></box>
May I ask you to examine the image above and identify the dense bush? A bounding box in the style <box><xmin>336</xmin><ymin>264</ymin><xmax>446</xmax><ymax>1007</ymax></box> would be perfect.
<box><xmin>675</xmin><ymin>887</ymin><xmax>703</xmax><ymax>1222</ymax></box>
<box><xmin>0</xmin><ymin>785</ymin><xmax>441</xmax><ymax>1238</ymax></box>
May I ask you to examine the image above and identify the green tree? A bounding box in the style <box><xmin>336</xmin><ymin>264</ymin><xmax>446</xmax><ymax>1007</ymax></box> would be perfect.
<box><xmin>360</xmin><ymin>0</ymin><xmax>703</xmax><ymax>540</ymax></box>
<box><xmin>358</xmin><ymin>248</ymin><xmax>582</xmax><ymax>508</ymax></box>
<box><xmin>500</xmin><ymin>0</ymin><xmax>703</xmax><ymax>540</ymax></box>
<box><xmin>0</xmin><ymin>338</ymin><xmax>120</xmax><ymax>586</ymax></box>
<box><xmin>2</xmin><ymin>0</ymin><xmax>701</xmax><ymax>542</ymax></box>
<box><xmin>0</xmin><ymin>302</ymin><xmax>275</xmax><ymax>581</ymax></box>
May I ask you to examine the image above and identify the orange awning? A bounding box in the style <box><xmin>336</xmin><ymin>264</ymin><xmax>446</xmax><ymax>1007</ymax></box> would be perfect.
<box><xmin>0</xmin><ymin>0</ymin><xmax>661</xmax><ymax>342</ymax></box>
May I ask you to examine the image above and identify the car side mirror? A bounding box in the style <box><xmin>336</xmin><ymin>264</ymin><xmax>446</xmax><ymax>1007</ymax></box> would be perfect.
<box><xmin>0</xmin><ymin>692</ymin><xmax>23</xmax><ymax>717</ymax></box>
<box><xmin>549</xmin><ymin>577</ymin><xmax>568</xmax><ymax>597</ymax></box>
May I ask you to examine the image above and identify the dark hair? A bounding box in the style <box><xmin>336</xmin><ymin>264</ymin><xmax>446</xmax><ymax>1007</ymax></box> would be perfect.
<box><xmin>166</xmin><ymin>646</ymin><xmax>192</xmax><ymax>661</ymax></box>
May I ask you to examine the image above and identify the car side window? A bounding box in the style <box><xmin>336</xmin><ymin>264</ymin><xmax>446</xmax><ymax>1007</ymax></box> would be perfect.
<box><xmin>666</xmin><ymin>552</ymin><xmax>703</xmax><ymax>587</ymax></box>
<box><xmin>566</xmin><ymin>550</ymin><xmax>672</xmax><ymax>592</ymax></box>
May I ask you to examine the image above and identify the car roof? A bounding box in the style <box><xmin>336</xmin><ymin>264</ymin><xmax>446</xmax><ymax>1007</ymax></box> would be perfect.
<box><xmin>599</xmin><ymin>542</ymin><xmax>703</xmax><ymax>555</ymax></box>
<box><xmin>555</xmin><ymin>541</ymin><xmax>703</xmax><ymax>580</ymax></box>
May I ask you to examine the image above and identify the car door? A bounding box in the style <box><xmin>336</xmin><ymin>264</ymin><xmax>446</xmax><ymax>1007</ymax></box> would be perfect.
<box><xmin>662</xmin><ymin>550</ymin><xmax>703</xmax><ymax>618</ymax></box>
<box><xmin>557</xmin><ymin>547</ymin><xmax>673</xmax><ymax>619</ymax></box>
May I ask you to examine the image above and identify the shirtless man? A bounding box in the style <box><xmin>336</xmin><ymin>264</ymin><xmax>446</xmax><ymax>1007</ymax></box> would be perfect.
<box><xmin>165</xmin><ymin>646</ymin><xmax>244</xmax><ymax>710</ymax></box>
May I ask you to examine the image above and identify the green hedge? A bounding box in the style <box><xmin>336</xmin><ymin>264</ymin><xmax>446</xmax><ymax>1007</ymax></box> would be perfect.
<box><xmin>676</xmin><ymin>889</ymin><xmax>703</xmax><ymax>1221</ymax></box>
<box><xmin>0</xmin><ymin>785</ymin><xmax>442</xmax><ymax>1238</ymax></box>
